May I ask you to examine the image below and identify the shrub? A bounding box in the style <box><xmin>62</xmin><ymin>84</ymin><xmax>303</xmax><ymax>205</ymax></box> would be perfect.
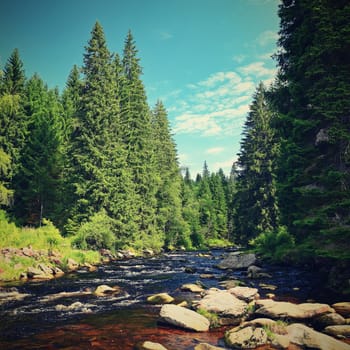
<box><xmin>72</xmin><ymin>210</ymin><xmax>116</xmax><ymax>251</ymax></box>
<box><xmin>250</xmin><ymin>226</ymin><xmax>295</xmax><ymax>261</ymax></box>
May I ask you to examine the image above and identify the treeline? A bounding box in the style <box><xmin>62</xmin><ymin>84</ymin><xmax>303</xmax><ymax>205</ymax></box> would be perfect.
<box><xmin>232</xmin><ymin>0</ymin><xmax>350</xmax><ymax>264</ymax></box>
<box><xmin>0</xmin><ymin>23</ymin><xmax>234</xmax><ymax>252</ymax></box>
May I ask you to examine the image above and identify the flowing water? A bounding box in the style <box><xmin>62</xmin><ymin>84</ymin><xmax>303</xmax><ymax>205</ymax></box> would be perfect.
<box><xmin>0</xmin><ymin>250</ymin><xmax>335</xmax><ymax>349</ymax></box>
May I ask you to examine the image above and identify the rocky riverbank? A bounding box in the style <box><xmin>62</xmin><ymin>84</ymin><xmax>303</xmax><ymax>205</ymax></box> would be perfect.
<box><xmin>139</xmin><ymin>251</ymin><xmax>350</xmax><ymax>350</ymax></box>
<box><xmin>143</xmin><ymin>286</ymin><xmax>350</xmax><ymax>349</ymax></box>
<box><xmin>0</xmin><ymin>246</ymin><xmax>157</xmax><ymax>283</ymax></box>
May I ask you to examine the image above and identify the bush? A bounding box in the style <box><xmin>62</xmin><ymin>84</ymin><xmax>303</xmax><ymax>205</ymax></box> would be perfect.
<box><xmin>72</xmin><ymin>210</ymin><xmax>116</xmax><ymax>251</ymax></box>
<box><xmin>250</xmin><ymin>226</ymin><xmax>295</xmax><ymax>261</ymax></box>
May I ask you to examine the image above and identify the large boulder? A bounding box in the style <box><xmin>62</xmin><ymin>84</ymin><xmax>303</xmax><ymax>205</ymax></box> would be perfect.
<box><xmin>228</xmin><ymin>286</ymin><xmax>259</xmax><ymax>302</ymax></box>
<box><xmin>287</xmin><ymin>323</ymin><xmax>350</xmax><ymax>350</ymax></box>
<box><xmin>159</xmin><ymin>304</ymin><xmax>210</xmax><ymax>332</ymax></box>
<box><xmin>217</xmin><ymin>252</ymin><xmax>256</xmax><ymax>270</ymax></box>
<box><xmin>225</xmin><ymin>326</ymin><xmax>268</xmax><ymax>349</ymax></box>
<box><xmin>194</xmin><ymin>288</ymin><xmax>247</xmax><ymax>325</ymax></box>
<box><xmin>256</xmin><ymin>299</ymin><xmax>334</xmax><ymax>319</ymax></box>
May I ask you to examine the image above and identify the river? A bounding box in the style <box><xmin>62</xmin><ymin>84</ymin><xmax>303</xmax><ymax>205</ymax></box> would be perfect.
<box><xmin>0</xmin><ymin>249</ymin><xmax>336</xmax><ymax>349</ymax></box>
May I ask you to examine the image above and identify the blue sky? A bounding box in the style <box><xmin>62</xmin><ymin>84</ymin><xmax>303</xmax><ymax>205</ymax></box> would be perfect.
<box><xmin>0</xmin><ymin>0</ymin><xmax>280</xmax><ymax>177</ymax></box>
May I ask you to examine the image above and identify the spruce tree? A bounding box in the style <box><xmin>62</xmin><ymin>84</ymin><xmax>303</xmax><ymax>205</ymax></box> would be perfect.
<box><xmin>233</xmin><ymin>82</ymin><xmax>280</xmax><ymax>245</ymax></box>
<box><xmin>181</xmin><ymin>168</ymin><xmax>202</xmax><ymax>247</ymax></box>
<box><xmin>66</xmin><ymin>23</ymin><xmax>136</xmax><ymax>244</ymax></box>
<box><xmin>14</xmin><ymin>75</ymin><xmax>64</xmax><ymax>225</ymax></box>
<box><xmin>0</xmin><ymin>148</ymin><xmax>13</xmax><ymax>206</ymax></box>
<box><xmin>119</xmin><ymin>30</ymin><xmax>160</xmax><ymax>248</ymax></box>
<box><xmin>0</xmin><ymin>49</ymin><xmax>27</xmax><ymax>179</ymax></box>
<box><xmin>152</xmin><ymin>101</ymin><xmax>190</xmax><ymax>248</ymax></box>
<box><xmin>274</xmin><ymin>0</ymin><xmax>350</xmax><ymax>257</ymax></box>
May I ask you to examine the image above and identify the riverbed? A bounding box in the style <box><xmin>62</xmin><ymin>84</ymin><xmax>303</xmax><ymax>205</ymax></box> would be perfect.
<box><xmin>0</xmin><ymin>250</ymin><xmax>337</xmax><ymax>349</ymax></box>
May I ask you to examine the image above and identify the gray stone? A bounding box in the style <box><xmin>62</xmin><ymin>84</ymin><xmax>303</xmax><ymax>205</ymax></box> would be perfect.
<box><xmin>287</xmin><ymin>323</ymin><xmax>350</xmax><ymax>350</ymax></box>
<box><xmin>324</xmin><ymin>325</ymin><xmax>350</xmax><ymax>338</ymax></box>
<box><xmin>194</xmin><ymin>288</ymin><xmax>247</xmax><ymax>318</ymax></box>
<box><xmin>159</xmin><ymin>304</ymin><xmax>210</xmax><ymax>332</ymax></box>
<box><xmin>217</xmin><ymin>252</ymin><xmax>256</xmax><ymax>270</ymax></box>
<box><xmin>228</xmin><ymin>286</ymin><xmax>259</xmax><ymax>301</ymax></box>
<box><xmin>256</xmin><ymin>299</ymin><xmax>334</xmax><ymax>319</ymax></box>
<box><xmin>225</xmin><ymin>326</ymin><xmax>268</xmax><ymax>349</ymax></box>
<box><xmin>332</xmin><ymin>302</ymin><xmax>350</xmax><ymax>318</ymax></box>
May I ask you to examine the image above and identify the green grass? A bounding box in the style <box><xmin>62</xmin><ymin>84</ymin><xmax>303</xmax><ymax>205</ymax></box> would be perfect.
<box><xmin>0</xmin><ymin>211</ymin><xmax>100</xmax><ymax>282</ymax></box>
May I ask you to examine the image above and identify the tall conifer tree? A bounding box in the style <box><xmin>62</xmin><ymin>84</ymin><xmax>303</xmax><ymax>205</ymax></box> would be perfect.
<box><xmin>66</xmin><ymin>22</ymin><xmax>135</xmax><ymax>241</ymax></box>
<box><xmin>152</xmin><ymin>101</ymin><xmax>190</xmax><ymax>248</ymax></box>
<box><xmin>119</xmin><ymin>31</ymin><xmax>160</xmax><ymax>248</ymax></box>
<box><xmin>233</xmin><ymin>83</ymin><xmax>279</xmax><ymax>245</ymax></box>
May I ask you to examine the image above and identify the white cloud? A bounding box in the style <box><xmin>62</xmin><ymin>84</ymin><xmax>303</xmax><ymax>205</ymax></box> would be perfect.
<box><xmin>206</xmin><ymin>147</ymin><xmax>225</xmax><ymax>155</ymax></box>
<box><xmin>238</xmin><ymin>61</ymin><xmax>277</xmax><ymax>78</ymax></box>
<box><xmin>257</xmin><ymin>30</ymin><xmax>278</xmax><ymax>46</ymax></box>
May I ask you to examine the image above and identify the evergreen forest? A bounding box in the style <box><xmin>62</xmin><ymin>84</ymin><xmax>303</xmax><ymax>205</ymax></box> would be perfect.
<box><xmin>1</xmin><ymin>1</ymin><xmax>349</xmax><ymax>272</ymax></box>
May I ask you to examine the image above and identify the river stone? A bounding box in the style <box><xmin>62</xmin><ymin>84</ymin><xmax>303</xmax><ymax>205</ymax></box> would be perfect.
<box><xmin>313</xmin><ymin>312</ymin><xmax>346</xmax><ymax>328</ymax></box>
<box><xmin>136</xmin><ymin>341</ymin><xmax>168</xmax><ymax>350</ymax></box>
<box><xmin>256</xmin><ymin>299</ymin><xmax>334</xmax><ymax>319</ymax></box>
<box><xmin>159</xmin><ymin>304</ymin><xmax>210</xmax><ymax>332</ymax></box>
<box><xmin>93</xmin><ymin>285</ymin><xmax>121</xmax><ymax>296</ymax></box>
<box><xmin>332</xmin><ymin>302</ymin><xmax>350</xmax><ymax>317</ymax></box>
<box><xmin>217</xmin><ymin>252</ymin><xmax>256</xmax><ymax>270</ymax></box>
<box><xmin>27</xmin><ymin>266</ymin><xmax>54</xmax><ymax>279</ymax></box>
<box><xmin>219</xmin><ymin>279</ymin><xmax>245</xmax><ymax>289</ymax></box>
<box><xmin>287</xmin><ymin>323</ymin><xmax>350</xmax><ymax>350</ymax></box>
<box><xmin>324</xmin><ymin>325</ymin><xmax>350</xmax><ymax>338</ymax></box>
<box><xmin>225</xmin><ymin>326</ymin><xmax>268</xmax><ymax>349</ymax></box>
<box><xmin>181</xmin><ymin>283</ymin><xmax>204</xmax><ymax>293</ymax></box>
<box><xmin>147</xmin><ymin>293</ymin><xmax>174</xmax><ymax>304</ymax></box>
<box><xmin>194</xmin><ymin>288</ymin><xmax>247</xmax><ymax>318</ymax></box>
<box><xmin>194</xmin><ymin>343</ymin><xmax>225</xmax><ymax>350</ymax></box>
<box><xmin>228</xmin><ymin>286</ymin><xmax>259</xmax><ymax>301</ymax></box>
<box><xmin>247</xmin><ymin>265</ymin><xmax>272</xmax><ymax>279</ymax></box>
<box><xmin>67</xmin><ymin>258</ymin><xmax>79</xmax><ymax>271</ymax></box>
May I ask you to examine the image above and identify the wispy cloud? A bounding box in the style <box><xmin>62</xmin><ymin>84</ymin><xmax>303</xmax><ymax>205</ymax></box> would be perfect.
<box><xmin>238</xmin><ymin>61</ymin><xmax>277</xmax><ymax>78</ymax></box>
<box><xmin>257</xmin><ymin>30</ymin><xmax>278</xmax><ymax>46</ymax></box>
<box><xmin>159</xmin><ymin>31</ymin><xmax>173</xmax><ymax>40</ymax></box>
<box><xmin>168</xmin><ymin>52</ymin><xmax>277</xmax><ymax>139</ymax></box>
<box><xmin>206</xmin><ymin>147</ymin><xmax>225</xmax><ymax>155</ymax></box>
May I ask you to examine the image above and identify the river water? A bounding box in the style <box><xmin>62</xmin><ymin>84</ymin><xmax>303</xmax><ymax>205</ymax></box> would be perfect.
<box><xmin>0</xmin><ymin>250</ymin><xmax>335</xmax><ymax>349</ymax></box>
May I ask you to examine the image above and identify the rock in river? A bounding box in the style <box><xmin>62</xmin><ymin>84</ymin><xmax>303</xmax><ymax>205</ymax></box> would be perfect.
<box><xmin>159</xmin><ymin>304</ymin><xmax>210</xmax><ymax>332</ymax></box>
<box><xmin>255</xmin><ymin>299</ymin><xmax>334</xmax><ymax>319</ymax></box>
<box><xmin>217</xmin><ymin>252</ymin><xmax>256</xmax><ymax>270</ymax></box>
<box><xmin>287</xmin><ymin>323</ymin><xmax>350</xmax><ymax>350</ymax></box>
<box><xmin>147</xmin><ymin>293</ymin><xmax>174</xmax><ymax>304</ymax></box>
